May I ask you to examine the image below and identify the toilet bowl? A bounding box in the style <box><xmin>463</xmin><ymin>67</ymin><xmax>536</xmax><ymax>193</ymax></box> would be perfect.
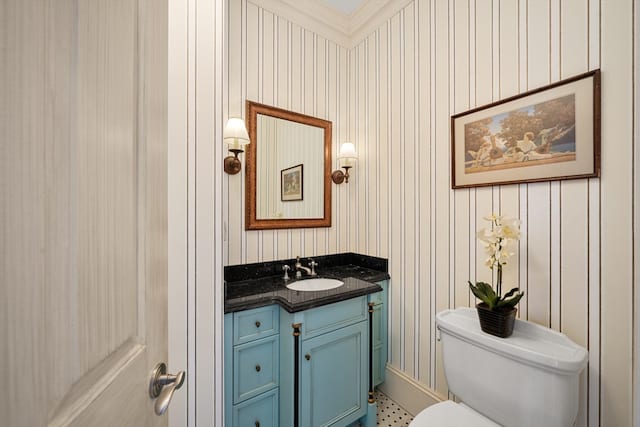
<box><xmin>410</xmin><ymin>401</ymin><xmax>498</xmax><ymax>427</ymax></box>
<box><xmin>408</xmin><ymin>308</ymin><xmax>588</xmax><ymax>427</ymax></box>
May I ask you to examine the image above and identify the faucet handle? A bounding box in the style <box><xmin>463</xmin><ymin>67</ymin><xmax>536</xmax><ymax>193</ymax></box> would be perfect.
<box><xmin>282</xmin><ymin>265</ymin><xmax>290</xmax><ymax>280</ymax></box>
<box><xmin>308</xmin><ymin>259</ymin><xmax>318</xmax><ymax>276</ymax></box>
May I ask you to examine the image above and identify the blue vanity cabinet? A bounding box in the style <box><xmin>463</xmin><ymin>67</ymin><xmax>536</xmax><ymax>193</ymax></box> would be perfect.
<box><xmin>225</xmin><ymin>280</ymin><xmax>389</xmax><ymax>427</ymax></box>
<box><xmin>225</xmin><ymin>305</ymin><xmax>280</xmax><ymax>427</ymax></box>
<box><xmin>368</xmin><ymin>280</ymin><xmax>388</xmax><ymax>387</ymax></box>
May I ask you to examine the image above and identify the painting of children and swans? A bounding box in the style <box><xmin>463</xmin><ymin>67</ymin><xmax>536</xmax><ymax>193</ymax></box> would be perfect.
<box><xmin>451</xmin><ymin>70</ymin><xmax>600</xmax><ymax>188</ymax></box>
<box><xmin>464</xmin><ymin>94</ymin><xmax>576</xmax><ymax>173</ymax></box>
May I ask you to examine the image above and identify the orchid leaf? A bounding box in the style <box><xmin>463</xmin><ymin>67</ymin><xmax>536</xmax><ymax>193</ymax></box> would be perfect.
<box><xmin>468</xmin><ymin>281</ymin><xmax>499</xmax><ymax>309</ymax></box>
<box><xmin>501</xmin><ymin>287</ymin><xmax>520</xmax><ymax>299</ymax></box>
<box><xmin>496</xmin><ymin>291</ymin><xmax>524</xmax><ymax>308</ymax></box>
<box><xmin>469</xmin><ymin>282</ymin><xmax>523</xmax><ymax>310</ymax></box>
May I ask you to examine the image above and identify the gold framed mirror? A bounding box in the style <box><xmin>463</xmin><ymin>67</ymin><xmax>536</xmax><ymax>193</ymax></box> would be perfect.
<box><xmin>245</xmin><ymin>100</ymin><xmax>332</xmax><ymax>230</ymax></box>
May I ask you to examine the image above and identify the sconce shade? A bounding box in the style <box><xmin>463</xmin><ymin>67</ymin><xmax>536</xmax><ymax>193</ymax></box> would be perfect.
<box><xmin>337</xmin><ymin>142</ymin><xmax>357</xmax><ymax>160</ymax></box>
<box><xmin>223</xmin><ymin>118</ymin><xmax>250</xmax><ymax>151</ymax></box>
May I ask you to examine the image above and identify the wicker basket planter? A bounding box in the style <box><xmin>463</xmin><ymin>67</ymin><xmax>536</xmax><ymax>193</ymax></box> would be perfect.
<box><xmin>476</xmin><ymin>303</ymin><xmax>517</xmax><ymax>338</ymax></box>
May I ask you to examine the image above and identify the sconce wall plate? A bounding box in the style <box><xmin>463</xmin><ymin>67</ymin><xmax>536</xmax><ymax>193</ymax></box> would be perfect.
<box><xmin>224</xmin><ymin>149</ymin><xmax>243</xmax><ymax>175</ymax></box>
<box><xmin>331</xmin><ymin>165</ymin><xmax>352</xmax><ymax>184</ymax></box>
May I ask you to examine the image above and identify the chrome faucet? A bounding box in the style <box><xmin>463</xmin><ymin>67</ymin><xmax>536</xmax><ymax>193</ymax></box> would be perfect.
<box><xmin>294</xmin><ymin>256</ymin><xmax>312</xmax><ymax>278</ymax></box>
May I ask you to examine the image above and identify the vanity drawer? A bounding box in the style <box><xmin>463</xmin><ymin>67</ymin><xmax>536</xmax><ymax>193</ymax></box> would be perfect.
<box><xmin>233</xmin><ymin>388</ymin><xmax>279</xmax><ymax>427</ymax></box>
<box><xmin>302</xmin><ymin>296</ymin><xmax>367</xmax><ymax>339</ymax></box>
<box><xmin>233</xmin><ymin>335</ymin><xmax>279</xmax><ymax>403</ymax></box>
<box><xmin>234</xmin><ymin>305</ymin><xmax>279</xmax><ymax>345</ymax></box>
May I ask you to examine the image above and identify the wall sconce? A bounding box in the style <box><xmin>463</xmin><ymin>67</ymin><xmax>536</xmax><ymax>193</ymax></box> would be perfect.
<box><xmin>223</xmin><ymin>117</ymin><xmax>250</xmax><ymax>175</ymax></box>
<box><xmin>331</xmin><ymin>142</ymin><xmax>357</xmax><ymax>184</ymax></box>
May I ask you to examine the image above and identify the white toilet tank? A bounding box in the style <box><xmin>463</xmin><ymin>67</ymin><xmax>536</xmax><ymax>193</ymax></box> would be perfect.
<box><xmin>436</xmin><ymin>308</ymin><xmax>588</xmax><ymax>427</ymax></box>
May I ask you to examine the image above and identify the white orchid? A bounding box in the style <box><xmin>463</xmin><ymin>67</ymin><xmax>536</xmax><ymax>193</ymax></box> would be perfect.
<box><xmin>477</xmin><ymin>216</ymin><xmax>520</xmax><ymax>270</ymax></box>
<box><xmin>469</xmin><ymin>214</ymin><xmax>524</xmax><ymax>310</ymax></box>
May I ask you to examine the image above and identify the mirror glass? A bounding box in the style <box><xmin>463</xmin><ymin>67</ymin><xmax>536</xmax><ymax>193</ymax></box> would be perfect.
<box><xmin>245</xmin><ymin>101</ymin><xmax>332</xmax><ymax>230</ymax></box>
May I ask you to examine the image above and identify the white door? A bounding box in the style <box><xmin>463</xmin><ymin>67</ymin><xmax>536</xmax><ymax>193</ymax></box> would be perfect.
<box><xmin>2</xmin><ymin>0</ymin><xmax>176</xmax><ymax>425</ymax></box>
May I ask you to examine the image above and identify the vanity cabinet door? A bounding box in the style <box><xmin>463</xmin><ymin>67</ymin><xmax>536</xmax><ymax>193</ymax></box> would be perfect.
<box><xmin>299</xmin><ymin>321</ymin><xmax>368</xmax><ymax>427</ymax></box>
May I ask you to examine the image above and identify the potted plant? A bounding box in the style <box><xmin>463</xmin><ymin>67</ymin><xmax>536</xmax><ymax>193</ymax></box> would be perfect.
<box><xmin>469</xmin><ymin>214</ymin><xmax>524</xmax><ymax>338</ymax></box>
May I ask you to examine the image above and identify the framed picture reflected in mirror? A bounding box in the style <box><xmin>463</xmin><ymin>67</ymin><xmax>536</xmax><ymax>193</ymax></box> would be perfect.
<box><xmin>281</xmin><ymin>164</ymin><xmax>303</xmax><ymax>201</ymax></box>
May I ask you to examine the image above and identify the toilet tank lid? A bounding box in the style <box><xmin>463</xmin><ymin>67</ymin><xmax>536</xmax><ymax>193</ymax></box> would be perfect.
<box><xmin>436</xmin><ymin>308</ymin><xmax>588</xmax><ymax>374</ymax></box>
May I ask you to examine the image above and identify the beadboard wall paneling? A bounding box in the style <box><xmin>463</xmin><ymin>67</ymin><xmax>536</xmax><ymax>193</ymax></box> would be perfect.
<box><xmin>223</xmin><ymin>0</ymin><xmax>634</xmax><ymax>425</ymax></box>
<box><xmin>225</xmin><ymin>0</ymin><xmax>352</xmax><ymax>265</ymax></box>
<box><xmin>598</xmin><ymin>2</ymin><xmax>634</xmax><ymax>425</ymax></box>
<box><xmin>195</xmin><ymin>0</ymin><xmax>226</xmax><ymax>425</ymax></box>
<box><xmin>351</xmin><ymin>1</ymin><xmax>633</xmax><ymax>426</ymax></box>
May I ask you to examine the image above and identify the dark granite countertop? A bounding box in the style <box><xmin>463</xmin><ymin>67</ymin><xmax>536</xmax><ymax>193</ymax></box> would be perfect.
<box><xmin>225</xmin><ymin>254</ymin><xmax>390</xmax><ymax>313</ymax></box>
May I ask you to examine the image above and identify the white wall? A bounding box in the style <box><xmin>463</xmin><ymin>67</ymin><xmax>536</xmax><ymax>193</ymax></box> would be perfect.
<box><xmin>171</xmin><ymin>0</ymin><xmax>226</xmax><ymax>425</ymax></box>
<box><xmin>223</xmin><ymin>0</ymin><xmax>636</xmax><ymax>426</ymax></box>
<box><xmin>225</xmin><ymin>0</ymin><xmax>355</xmax><ymax>266</ymax></box>
<box><xmin>349</xmin><ymin>1</ymin><xmax>634</xmax><ymax>426</ymax></box>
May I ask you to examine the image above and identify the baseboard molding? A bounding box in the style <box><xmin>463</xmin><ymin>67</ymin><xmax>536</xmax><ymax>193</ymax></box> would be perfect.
<box><xmin>378</xmin><ymin>364</ymin><xmax>445</xmax><ymax>417</ymax></box>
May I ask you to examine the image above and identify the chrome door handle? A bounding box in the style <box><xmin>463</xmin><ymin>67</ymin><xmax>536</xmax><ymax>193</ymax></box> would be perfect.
<box><xmin>149</xmin><ymin>363</ymin><xmax>185</xmax><ymax>416</ymax></box>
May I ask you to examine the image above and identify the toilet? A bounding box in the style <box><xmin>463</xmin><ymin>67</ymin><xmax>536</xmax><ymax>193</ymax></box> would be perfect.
<box><xmin>409</xmin><ymin>307</ymin><xmax>588</xmax><ymax>427</ymax></box>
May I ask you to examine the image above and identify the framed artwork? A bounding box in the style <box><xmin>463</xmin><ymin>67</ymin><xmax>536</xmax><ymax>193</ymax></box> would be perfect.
<box><xmin>451</xmin><ymin>69</ymin><xmax>600</xmax><ymax>189</ymax></box>
<box><xmin>281</xmin><ymin>164</ymin><xmax>303</xmax><ymax>201</ymax></box>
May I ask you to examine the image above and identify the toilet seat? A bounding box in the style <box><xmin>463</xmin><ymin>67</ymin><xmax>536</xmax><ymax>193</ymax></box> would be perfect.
<box><xmin>409</xmin><ymin>401</ymin><xmax>499</xmax><ymax>427</ymax></box>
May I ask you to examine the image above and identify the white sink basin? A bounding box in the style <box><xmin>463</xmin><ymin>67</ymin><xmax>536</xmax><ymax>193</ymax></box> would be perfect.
<box><xmin>286</xmin><ymin>278</ymin><xmax>344</xmax><ymax>292</ymax></box>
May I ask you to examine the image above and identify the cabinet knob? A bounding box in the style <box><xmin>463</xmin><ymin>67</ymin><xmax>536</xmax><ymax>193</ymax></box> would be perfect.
<box><xmin>255</xmin><ymin>364</ymin><xmax>261</xmax><ymax>372</ymax></box>
<box><xmin>255</xmin><ymin>422</ymin><xmax>260</xmax><ymax>427</ymax></box>
<box><xmin>305</xmin><ymin>354</ymin><xmax>311</xmax><ymax>361</ymax></box>
<box><xmin>255</xmin><ymin>321</ymin><xmax>261</xmax><ymax>328</ymax></box>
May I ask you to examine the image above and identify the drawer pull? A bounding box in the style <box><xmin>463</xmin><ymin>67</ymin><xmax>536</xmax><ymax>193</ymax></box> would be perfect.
<box><xmin>255</xmin><ymin>321</ymin><xmax>261</xmax><ymax>328</ymax></box>
<box><xmin>255</xmin><ymin>422</ymin><xmax>260</xmax><ymax>427</ymax></box>
<box><xmin>305</xmin><ymin>354</ymin><xmax>311</xmax><ymax>361</ymax></box>
<box><xmin>255</xmin><ymin>364</ymin><xmax>261</xmax><ymax>372</ymax></box>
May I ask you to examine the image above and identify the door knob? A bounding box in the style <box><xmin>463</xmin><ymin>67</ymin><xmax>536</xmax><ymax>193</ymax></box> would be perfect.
<box><xmin>149</xmin><ymin>363</ymin><xmax>185</xmax><ymax>416</ymax></box>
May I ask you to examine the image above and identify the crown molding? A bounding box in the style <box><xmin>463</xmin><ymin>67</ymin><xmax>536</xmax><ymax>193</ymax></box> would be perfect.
<box><xmin>249</xmin><ymin>0</ymin><xmax>411</xmax><ymax>48</ymax></box>
<box><xmin>249</xmin><ymin>0</ymin><xmax>350</xmax><ymax>47</ymax></box>
<box><xmin>349</xmin><ymin>0</ymin><xmax>413</xmax><ymax>46</ymax></box>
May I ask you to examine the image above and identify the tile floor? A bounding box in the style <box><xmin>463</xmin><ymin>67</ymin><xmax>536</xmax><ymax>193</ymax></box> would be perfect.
<box><xmin>375</xmin><ymin>391</ymin><xmax>413</xmax><ymax>426</ymax></box>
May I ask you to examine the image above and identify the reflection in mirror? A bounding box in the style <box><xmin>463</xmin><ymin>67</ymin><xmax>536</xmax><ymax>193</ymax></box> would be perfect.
<box><xmin>246</xmin><ymin>101</ymin><xmax>332</xmax><ymax>230</ymax></box>
<box><xmin>256</xmin><ymin>115</ymin><xmax>323</xmax><ymax>219</ymax></box>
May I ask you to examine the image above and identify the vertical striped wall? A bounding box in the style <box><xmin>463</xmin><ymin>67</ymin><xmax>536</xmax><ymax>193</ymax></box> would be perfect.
<box><xmin>349</xmin><ymin>1</ymin><xmax>634</xmax><ymax>426</ymax></box>
<box><xmin>225</xmin><ymin>0</ymin><xmax>353</xmax><ymax>265</ymax></box>
<box><xmin>224</xmin><ymin>1</ymin><xmax>635</xmax><ymax>425</ymax></box>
